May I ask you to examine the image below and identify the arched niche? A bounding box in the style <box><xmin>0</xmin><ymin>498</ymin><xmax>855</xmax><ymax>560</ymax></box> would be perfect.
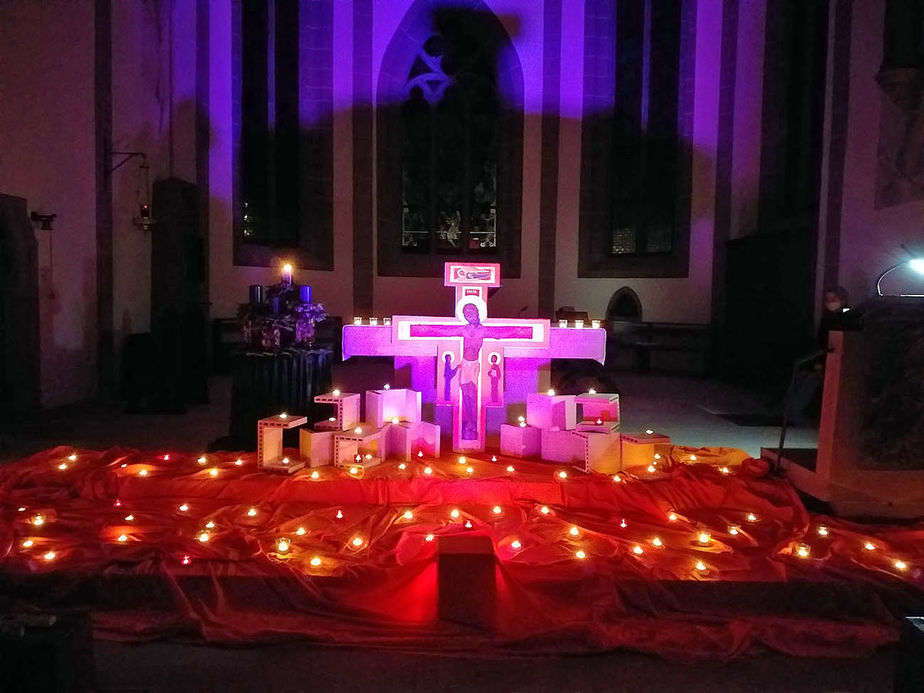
<box><xmin>606</xmin><ymin>287</ymin><xmax>642</xmax><ymax>322</ymax></box>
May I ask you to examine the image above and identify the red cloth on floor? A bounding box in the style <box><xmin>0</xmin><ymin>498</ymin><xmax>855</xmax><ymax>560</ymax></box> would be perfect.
<box><xmin>1</xmin><ymin>445</ymin><xmax>922</xmax><ymax>660</ymax></box>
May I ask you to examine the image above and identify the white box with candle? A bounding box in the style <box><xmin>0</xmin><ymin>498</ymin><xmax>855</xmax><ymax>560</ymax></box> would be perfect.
<box><xmin>526</xmin><ymin>393</ymin><xmax>577</xmax><ymax>431</ymax></box>
<box><xmin>500</xmin><ymin>423</ymin><xmax>541</xmax><ymax>458</ymax></box>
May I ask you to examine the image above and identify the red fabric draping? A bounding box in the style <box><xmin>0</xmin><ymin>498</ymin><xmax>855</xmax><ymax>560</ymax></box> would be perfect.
<box><xmin>1</xmin><ymin>445</ymin><xmax>922</xmax><ymax>660</ymax></box>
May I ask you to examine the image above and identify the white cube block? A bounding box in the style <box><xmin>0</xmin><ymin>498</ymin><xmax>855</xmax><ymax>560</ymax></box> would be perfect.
<box><xmin>500</xmin><ymin>423</ymin><xmax>541</xmax><ymax>458</ymax></box>
<box><xmin>257</xmin><ymin>413</ymin><xmax>308</xmax><ymax>472</ymax></box>
<box><xmin>314</xmin><ymin>391</ymin><xmax>361</xmax><ymax>430</ymax></box>
<box><xmin>541</xmin><ymin>428</ymin><xmax>582</xmax><ymax>464</ymax></box>
<box><xmin>385</xmin><ymin>420</ymin><xmax>440</xmax><ymax>461</ymax></box>
<box><xmin>365</xmin><ymin>388</ymin><xmax>421</xmax><ymax>427</ymax></box>
<box><xmin>575</xmin><ymin>393</ymin><xmax>620</xmax><ymax>423</ymax></box>
<box><xmin>526</xmin><ymin>393</ymin><xmax>577</xmax><ymax>431</ymax></box>
<box><xmin>573</xmin><ymin>430</ymin><xmax>621</xmax><ymax>474</ymax></box>
<box><xmin>575</xmin><ymin>420</ymin><xmax>620</xmax><ymax>434</ymax></box>
<box><xmin>621</xmin><ymin>431</ymin><xmax>672</xmax><ymax>468</ymax></box>
<box><xmin>299</xmin><ymin>429</ymin><xmax>333</xmax><ymax>468</ymax></box>
<box><xmin>333</xmin><ymin>424</ymin><xmax>383</xmax><ymax>468</ymax></box>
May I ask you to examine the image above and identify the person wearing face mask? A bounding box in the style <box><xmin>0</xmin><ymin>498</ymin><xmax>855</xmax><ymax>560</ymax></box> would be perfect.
<box><xmin>785</xmin><ymin>287</ymin><xmax>861</xmax><ymax>426</ymax></box>
<box><xmin>818</xmin><ymin>286</ymin><xmax>857</xmax><ymax>350</ymax></box>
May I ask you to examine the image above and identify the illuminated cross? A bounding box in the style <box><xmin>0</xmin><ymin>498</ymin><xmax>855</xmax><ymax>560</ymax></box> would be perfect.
<box><xmin>342</xmin><ymin>263</ymin><xmax>605</xmax><ymax>454</ymax></box>
<box><xmin>393</xmin><ymin>263</ymin><xmax>549</xmax><ymax>452</ymax></box>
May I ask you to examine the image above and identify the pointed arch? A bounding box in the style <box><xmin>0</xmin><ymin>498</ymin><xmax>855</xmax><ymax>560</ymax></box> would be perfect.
<box><xmin>376</xmin><ymin>1</ymin><xmax>524</xmax><ymax>277</ymax></box>
<box><xmin>606</xmin><ymin>287</ymin><xmax>643</xmax><ymax>322</ymax></box>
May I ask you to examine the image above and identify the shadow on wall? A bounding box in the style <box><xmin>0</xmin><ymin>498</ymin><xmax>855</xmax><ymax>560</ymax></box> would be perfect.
<box><xmin>0</xmin><ymin>193</ymin><xmax>40</xmax><ymax>414</ymax></box>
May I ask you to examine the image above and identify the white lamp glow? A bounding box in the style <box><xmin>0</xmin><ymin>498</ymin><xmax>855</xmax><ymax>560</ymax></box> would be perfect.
<box><xmin>877</xmin><ymin>256</ymin><xmax>924</xmax><ymax>296</ymax></box>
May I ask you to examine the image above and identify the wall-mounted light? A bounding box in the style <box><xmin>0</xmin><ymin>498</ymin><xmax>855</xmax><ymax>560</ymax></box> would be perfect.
<box><xmin>108</xmin><ymin>150</ymin><xmax>155</xmax><ymax>231</ymax></box>
<box><xmin>877</xmin><ymin>254</ymin><xmax>924</xmax><ymax>297</ymax></box>
<box><xmin>30</xmin><ymin>212</ymin><xmax>56</xmax><ymax>230</ymax></box>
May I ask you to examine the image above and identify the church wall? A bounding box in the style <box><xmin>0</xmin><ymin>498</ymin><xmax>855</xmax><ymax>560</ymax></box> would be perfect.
<box><xmin>554</xmin><ymin>0</ymin><xmax>724</xmax><ymax>324</ymax></box>
<box><xmin>0</xmin><ymin>0</ymin><xmax>98</xmax><ymax>407</ymax></box>
<box><xmin>207</xmin><ymin>0</ymin><xmax>355</xmax><ymax>324</ymax></box>
<box><xmin>728</xmin><ymin>2</ymin><xmax>766</xmax><ymax>242</ymax></box>
<box><xmin>203</xmin><ymin>1</ymin><xmax>736</xmax><ymax>331</ymax></box>
<box><xmin>110</xmin><ymin>0</ymin><xmax>176</xmax><ymax>372</ymax></box>
<box><xmin>832</xmin><ymin>0</ymin><xmax>924</xmax><ymax>303</ymax></box>
<box><xmin>369</xmin><ymin>0</ymin><xmax>544</xmax><ymax>320</ymax></box>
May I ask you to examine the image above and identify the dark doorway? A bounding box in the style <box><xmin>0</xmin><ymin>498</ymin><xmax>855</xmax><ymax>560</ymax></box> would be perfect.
<box><xmin>0</xmin><ymin>193</ymin><xmax>41</xmax><ymax>415</ymax></box>
<box><xmin>720</xmin><ymin>231</ymin><xmax>816</xmax><ymax>391</ymax></box>
<box><xmin>606</xmin><ymin>287</ymin><xmax>642</xmax><ymax>322</ymax></box>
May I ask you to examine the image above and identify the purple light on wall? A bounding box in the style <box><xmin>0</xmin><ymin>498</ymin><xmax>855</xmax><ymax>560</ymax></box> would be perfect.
<box><xmin>376</xmin><ymin>0</ymin><xmax>524</xmax><ymax>112</ymax></box>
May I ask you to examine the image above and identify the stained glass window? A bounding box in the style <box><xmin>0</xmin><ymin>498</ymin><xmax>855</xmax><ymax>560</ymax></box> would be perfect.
<box><xmin>399</xmin><ymin>32</ymin><xmax>499</xmax><ymax>255</ymax></box>
<box><xmin>240</xmin><ymin>0</ymin><xmax>300</xmax><ymax>247</ymax></box>
<box><xmin>610</xmin><ymin>0</ymin><xmax>682</xmax><ymax>257</ymax></box>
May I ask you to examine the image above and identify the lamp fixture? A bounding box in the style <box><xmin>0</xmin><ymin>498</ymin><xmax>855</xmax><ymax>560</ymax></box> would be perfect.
<box><xmin>108</xmin><ymin>150</ymin><xmax>155</xmax><ymax>231</ymax></box>
<box><xmin>876</xmin><ymin>246</ymin><xmax>924</xmax><ymax>297</ymax></box>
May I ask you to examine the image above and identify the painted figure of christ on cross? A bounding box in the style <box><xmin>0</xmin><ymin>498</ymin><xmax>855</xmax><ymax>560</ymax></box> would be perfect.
<box><xmin>393</xmin><ymin>263</ymin><xmax>549</xmax><ymax>452</ymax></box>
<box><xmin>412</xmin><ymin>302</ymin><xmax>531</xmax><ymax>443</ymax></box>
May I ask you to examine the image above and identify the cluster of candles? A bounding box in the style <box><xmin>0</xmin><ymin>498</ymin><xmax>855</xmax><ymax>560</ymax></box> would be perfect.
<box><xmin>557</xmin><ymin>319</ymin><xmax>602</xmax><ymax>329</ymax></box>
<box><xmin>16</xmin><ymin>449</ymin><xmax>915</xmax><ymax>580</ymax></box>
<box><xmin>352</xmin><ymin>317</ymin><xmax>392</xmax><ymax>326</ymax></box>
<box><xmin>247</xmin><ymin>262</ymin><xmax>311</xmax><ymax>311</ymax></box>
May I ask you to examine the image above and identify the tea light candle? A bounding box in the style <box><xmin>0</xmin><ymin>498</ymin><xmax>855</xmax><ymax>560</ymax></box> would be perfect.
<box><xmin>574</xmin><ymin>319</ymin><xmax>584</xmax><ymax>329</ymax></box>
<box><xmin>369</xmin><ymin>317</ymin><xmax>379</xmax><ymax>326</ymax></box>
<box><xmin>591</xmin><ymin>319</ymin><xmax>601</xmax><ymax>329</ymax></box>
<box><xmin>558</xmin><ymin>319</ymin><xmax>568</xmax><ymax>328</ymax></box>
<box><xmin>383</xmin><ymin>317</ymin><xmax>392</xmax><ymax>326</ymax></box>
<box><xmin>353</xmin><ymin>317</ymin><xmax>363</xmax><ymax>325</ymax></box>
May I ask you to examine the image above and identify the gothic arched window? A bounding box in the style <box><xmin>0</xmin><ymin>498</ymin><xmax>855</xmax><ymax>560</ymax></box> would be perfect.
<box><xmin>232</xmin><ymin>0</ymin><xmax>334</xmax><ymax>269</ymax></box>
<box><xmin>378</xmin><ymin>6</ymin><xmax>523</xmax><ymax>277</ymax></box>
<box><xmin>579</xmin><ymin>0</ymin><xmax>694</xmax><ymax>278</ymax></box>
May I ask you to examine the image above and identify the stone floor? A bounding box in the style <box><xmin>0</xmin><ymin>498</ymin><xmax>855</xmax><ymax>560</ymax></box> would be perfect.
<box><xmin>3</xmin><ymin>372</ymin><xmax>893</xmax><ymax>693</ymax></box>
<box><xmin>0</xmin><ymin>371</ymin><xmax>817</xmax><ymax>463</ymax></box>
<box><xmin>94</xmin><ymin>640</ymin><xmax>894</xmax><ymax>693</ymax></box>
